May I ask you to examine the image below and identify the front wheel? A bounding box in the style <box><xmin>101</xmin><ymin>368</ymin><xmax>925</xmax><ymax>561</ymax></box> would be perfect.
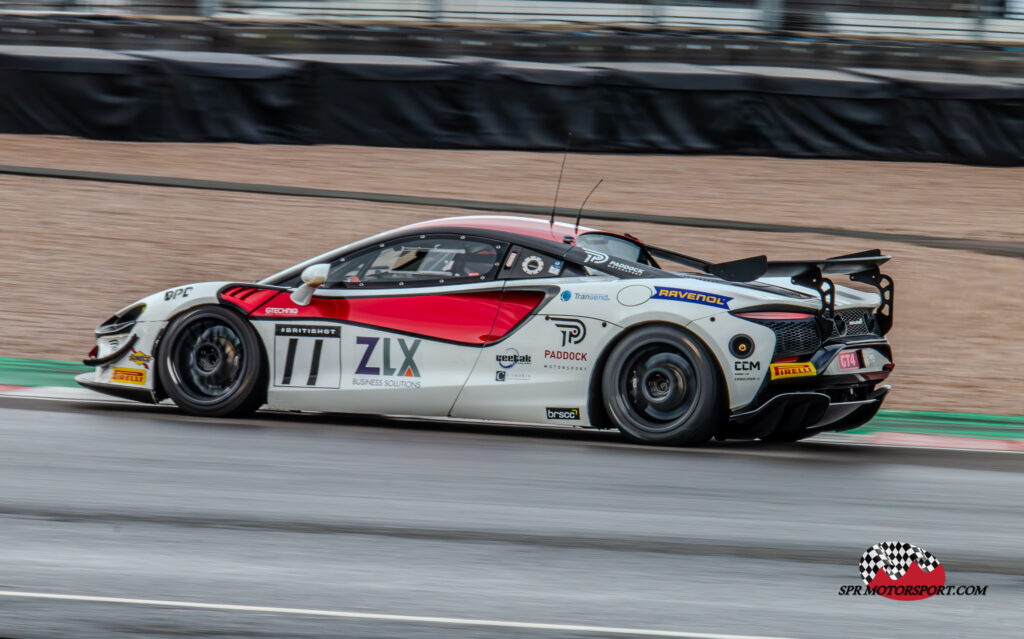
<box><xmin>157</xmin><ymin>305</ymin><xmax>266</xmax><ymax>417</ymax></box>
<box><xmin>601</xmin><ymin>325</ymin><xmax>722</xmax><ymax>446</ymax></box>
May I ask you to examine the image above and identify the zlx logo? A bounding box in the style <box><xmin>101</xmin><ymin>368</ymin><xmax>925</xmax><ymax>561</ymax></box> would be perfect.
<box><xmin>356</xmin><ymin>337</ymin><xmax>421</xmax><ymax>377</ymax></box>
<box><xmin>547</xmin><ymin>316</ymin><xmax>586</xmax><ymax>346</ymax></box>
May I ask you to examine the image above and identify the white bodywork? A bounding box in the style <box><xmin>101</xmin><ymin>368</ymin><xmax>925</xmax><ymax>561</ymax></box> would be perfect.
<box><xmin>83</xmin><ymin>270</ymin><xmax>883</xmax><ymax>426</ymax></box>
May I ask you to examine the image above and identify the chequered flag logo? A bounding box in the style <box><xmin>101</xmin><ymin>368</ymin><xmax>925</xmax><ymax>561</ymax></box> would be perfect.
<box><xmin>859</xmin><ymin>541</ymin><xmax>941</xmax><ymax>585</ymax></box>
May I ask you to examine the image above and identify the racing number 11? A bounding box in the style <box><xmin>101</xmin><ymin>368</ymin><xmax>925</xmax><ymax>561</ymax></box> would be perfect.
<box><xmin>273</xmin><ymin>325</ymin><xmax>342</xmax><ymax>389</ymax></box>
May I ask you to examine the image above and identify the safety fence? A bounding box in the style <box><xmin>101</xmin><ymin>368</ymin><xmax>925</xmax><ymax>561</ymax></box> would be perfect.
<box><xmin>2</xmin><ymin>1</ymin><xmax>1024</xmax><ymax>42</ymax></box>
<box><xmin>4</xmin><ymin>47</ymin><xmax>1024</xmax><ymax>165</ymax></box>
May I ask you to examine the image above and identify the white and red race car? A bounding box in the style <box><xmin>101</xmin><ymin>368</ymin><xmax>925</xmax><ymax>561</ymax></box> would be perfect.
<box><xmin>78</xmin><ymin>215</ymin><xmax>894</xmax><ymax>445</ymax></box>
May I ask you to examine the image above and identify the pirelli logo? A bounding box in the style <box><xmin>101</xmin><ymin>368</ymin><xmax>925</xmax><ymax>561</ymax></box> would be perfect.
<box><xmin>110</xmin><ymin>367</ymin><xmax>147</xmax><ymax>385</ymax></box>
<box><xmin>770</xmin><ymin>361</ymin><xmax>817</xmax><ymax>380</ymax></box>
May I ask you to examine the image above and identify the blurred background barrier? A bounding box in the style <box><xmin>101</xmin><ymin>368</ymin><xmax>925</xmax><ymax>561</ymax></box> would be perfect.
<box><xmin>4</xmin><ymin>47</ymin><xmax>1024</xmax><ymax>163</ymax></box>
<box><xmin>3</xmin><ymin>0</ymin><xmax>1024</xmax><ymax>41</ymax></box>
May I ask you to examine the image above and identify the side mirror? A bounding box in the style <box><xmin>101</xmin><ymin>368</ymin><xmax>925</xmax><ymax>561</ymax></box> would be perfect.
<box><xmin>290</xmin><ymin>263</ymin><xmax>330</xmax><ymax>306</ymax></box>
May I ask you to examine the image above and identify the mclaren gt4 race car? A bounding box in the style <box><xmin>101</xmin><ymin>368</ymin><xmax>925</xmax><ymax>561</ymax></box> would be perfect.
<box><xmin>78</xmin><ymin>215</ymin><xmax>895</xmax><ymax>445</ymax></box>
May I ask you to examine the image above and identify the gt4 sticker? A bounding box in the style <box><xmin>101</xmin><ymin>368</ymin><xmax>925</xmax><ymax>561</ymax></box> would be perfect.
<box><xmin>110</xmin><ymin>367</ymin><xmax>146</xmax><ymax>386</ymax></box>
<box><xmin>653</xmin><ymin>287</ymin><xmax>732</xmax><ymax>309</ymax></box>
<box><xmin>274</xmin><ymin>324</ymin><xmax>341</xmax><ymax>388</ymax></box>
<box><xmin>770</xmin><ymin>361</ymin><xmax>817</xmax><ymax>380</ymax></box>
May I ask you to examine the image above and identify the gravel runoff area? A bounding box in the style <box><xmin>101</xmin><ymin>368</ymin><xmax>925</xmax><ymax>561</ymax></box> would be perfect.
<box><xmin>0</xmin><ymin>135</ymin><xmax>1021</xmax><ymax>414</ymax></box>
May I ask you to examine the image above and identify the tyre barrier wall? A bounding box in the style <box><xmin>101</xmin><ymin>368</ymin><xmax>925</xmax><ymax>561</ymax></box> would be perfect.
<box><xmin>4</xmin><ymin>45</ymin><xmax>1024</xmax><ymax>165</ymax></box>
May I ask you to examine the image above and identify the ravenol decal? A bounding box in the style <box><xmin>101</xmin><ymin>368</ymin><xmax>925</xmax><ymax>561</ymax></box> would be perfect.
<box><xmin>653</xmin><ymin>287</ymin><xmax>732</xmax><ymax>309</ymax></box>
<box><xmin>770</xmin><ymin>361</ymin><xmax>817</xmax><ymax>380</ymax></box>
<box><xmin>110</xmin><ymin>367</ymin><xmax>146</xmax><ymax>386</ymax></box>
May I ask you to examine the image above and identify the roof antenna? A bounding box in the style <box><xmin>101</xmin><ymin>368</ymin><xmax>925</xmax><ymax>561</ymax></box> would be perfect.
<box><xmin>575</xmin><ymin>179</ymin><xmax>603</xmax><ymax>234</ymax></box>
<box><xmin>549</xmin><ymin>131</ymin><xmax>572</xmax><ymax>226</ymax></box>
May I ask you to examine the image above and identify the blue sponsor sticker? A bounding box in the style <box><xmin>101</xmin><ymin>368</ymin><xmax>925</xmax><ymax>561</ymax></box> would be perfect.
<box><xmin>560</xmin><ymin>290</ymin><xmax>572</xmax><ymax>301</ymax></box>
<box><xmin>653</xmin><ymin>287</ymin><xmax>732</xmax><ymax>309</ymax></box>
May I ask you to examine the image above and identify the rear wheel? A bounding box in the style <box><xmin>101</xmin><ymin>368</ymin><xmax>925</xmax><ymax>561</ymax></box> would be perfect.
<box><xmin>157</xmin><ymin>305</ymin><xmax>265</xmax><ymax>417</ymax></box>
<box><xmin>601</xmin><ymin>325</ymin><xmax>722</xmax><ymax>446</ymax></box>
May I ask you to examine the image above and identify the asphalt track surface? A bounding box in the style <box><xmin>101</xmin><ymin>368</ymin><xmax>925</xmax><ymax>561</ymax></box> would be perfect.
<box><xmin>0</xmin><ymin>396</ymin><xmax>1021</xmax><ymax>639</ymax></box>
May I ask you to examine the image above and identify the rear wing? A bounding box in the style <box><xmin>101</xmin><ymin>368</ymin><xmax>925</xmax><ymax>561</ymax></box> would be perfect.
<box><xmin>646</xmin><ymin>246</ymin><xmax>894</xmax><ymax>336</ymax></box>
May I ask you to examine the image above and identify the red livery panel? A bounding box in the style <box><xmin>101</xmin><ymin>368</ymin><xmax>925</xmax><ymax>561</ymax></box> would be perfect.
<box><xmin>220</xmin><ymin>286</ymin><xmax>282</xmax><ymax>313</ymax></box>
<box><xmin>249</xmin><ymin>289</ymin><xmax>545</xmax><ymax>345</ymax></box>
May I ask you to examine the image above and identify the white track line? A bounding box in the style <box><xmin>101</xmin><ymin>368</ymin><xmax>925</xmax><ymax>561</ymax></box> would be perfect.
<box><xmin>0</xmin><ymin>590</ymin><xmax>798</xmax><ymax>639</ymax></box>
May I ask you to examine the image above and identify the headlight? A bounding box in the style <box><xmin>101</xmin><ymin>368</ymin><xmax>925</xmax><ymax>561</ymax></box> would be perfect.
<box><xmin>94</xmin><ymin>304</ymin><xmax>145</xmax><ymax>336</ymax></box>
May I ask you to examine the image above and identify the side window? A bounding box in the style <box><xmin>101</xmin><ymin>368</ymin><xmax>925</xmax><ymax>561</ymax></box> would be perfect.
<box><xmin>325</xmin><ymin>236</ymin><xmax>503</xmax><ymax>288</ymax></box>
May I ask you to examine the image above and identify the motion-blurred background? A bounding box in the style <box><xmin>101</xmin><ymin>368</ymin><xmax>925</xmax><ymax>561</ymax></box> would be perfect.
<box><xmin>1</xmin><ymin>5</ymin><xmax>1022</xmax><ymax>639</ymax></box>
<box><xmin>0</xmin><ymin>1</ymin><xmax>1021</xmax><ymax>414</ymax></box>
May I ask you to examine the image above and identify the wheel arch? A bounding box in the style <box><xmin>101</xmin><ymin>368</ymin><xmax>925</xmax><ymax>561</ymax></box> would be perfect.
<box><xmin>587</xmin><ymin>320</ymin><xmax>729</xmax><ymax>430</ymax></box>
<box><xmin>151</xmin><ymin>302</ymin><xmax>270</xmax><ymax>407</ymax></box>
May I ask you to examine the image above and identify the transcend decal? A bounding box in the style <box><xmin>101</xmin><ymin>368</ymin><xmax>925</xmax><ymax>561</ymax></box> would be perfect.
<box><xmin>110</xmin><ymin>367</ymin><xmax>146</xmax><ymax>386</ymax></box>
<box><xmin>561</xmin><ymin>290</ymin><xmax>610</xmax><ymax>302</ymax></box>
<box><xmin>653</xmin><ymin>287</ymin><xmax>732</xmax><ymax>309</ymax></box>
<box><xmin>770</xmin><ymin>361</ymin><xmax>817</xmax><ymax>380</ymax></box>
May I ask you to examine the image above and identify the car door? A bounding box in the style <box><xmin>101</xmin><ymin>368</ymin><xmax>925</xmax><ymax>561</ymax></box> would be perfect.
<box><xmin>451</xmin><ymin>245</ymin><xmax>621</xmax><ymax>425</ymax></box>
<box><xmin>256</xmin><ymin>233</ymin><xmax>517</xmax><ymax>416</ymax></box>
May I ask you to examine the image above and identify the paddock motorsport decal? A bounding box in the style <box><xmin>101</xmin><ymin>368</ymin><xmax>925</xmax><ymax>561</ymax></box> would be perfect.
<box><xmin>838</xmin><ymin>542</ymin><xmax>988</xmax><ymax>600</ymax></box>
<box><xmin>652</xmin><ymin>287</ymin><xmax>732</xmax><ymax>309</ymax></box>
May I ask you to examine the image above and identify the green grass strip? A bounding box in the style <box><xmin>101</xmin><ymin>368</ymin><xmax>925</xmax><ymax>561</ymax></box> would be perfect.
<box><xmin>0</xmin><ymin>357</ymin><xmax>91</xmax><ymax>389</ymax></box>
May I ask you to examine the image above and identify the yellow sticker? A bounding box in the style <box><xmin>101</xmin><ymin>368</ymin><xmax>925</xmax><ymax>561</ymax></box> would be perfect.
<box><xmin>770</xmin><ymin>361</ymin><xmax>817</xmax><ymax>380</ymax></box>
<box><xmin>111</xmin><ymin>367</ymin><xmax>147</xmax><ymax>386</ymax></box>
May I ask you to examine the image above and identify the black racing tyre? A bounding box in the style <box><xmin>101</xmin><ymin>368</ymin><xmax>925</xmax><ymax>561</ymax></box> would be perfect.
<box><xmin>157</xmin><ymin>305</ymin><xmax>266</xmax><ymax>417</ymax></box>
<box><xmin>601</xmin><ymin>325</ymin><xmax>722</xmax><ymax>446</ymax></box>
